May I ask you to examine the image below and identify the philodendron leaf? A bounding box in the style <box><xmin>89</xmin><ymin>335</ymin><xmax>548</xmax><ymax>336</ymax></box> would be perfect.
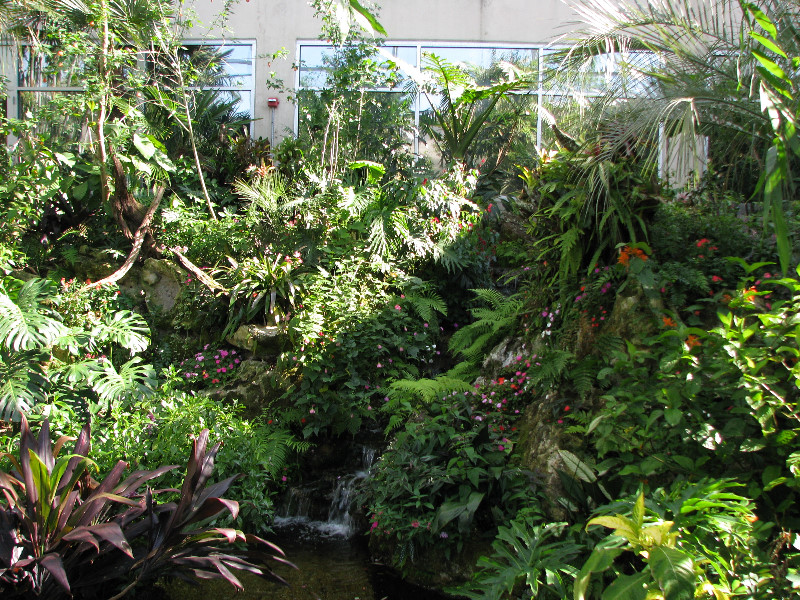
<box><xmin>586</xmin><ymin>515</ymin><xmax>639</xmax><ymax>545</ymax></box>
<box><xmin>601</xmin><ymin>571</ymin><xmax>649</xmax><ymax>600</ymax></box>
<box><xmin>574</xmin><ymin>546</ymin><xmax>622</xmax><ymax>600</ymax></box>
<box><xmin>648</xmin><ymin>546</ymin><xmax>696</xmax><ymax>600</ymax></box>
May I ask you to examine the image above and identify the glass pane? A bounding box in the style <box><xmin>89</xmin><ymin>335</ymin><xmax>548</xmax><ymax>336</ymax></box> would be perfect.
<box><xmin>540</xmin><ymin>95</ymin><xmax>589</xmax><ymax>147</ymax></box>
<box><xmin>543</xmin><ymin>49</ymin><xmax>657</xmax><ymax>98</ymax></box>
<box><xmin>180</xmin><ymin>44</ymin><xmax>253</xmax><ymax>89</ymax></box>
<box><xmin>17</xmin><ymin>45</ymin><xmax>84</xmax><ymax>88</ymax></box>
<box><xmin>422</xmin><ymin>46</ymin><xmax>538</xmax><ymax>85</ymax></box>
<box><xmin>216</xmin><ymin>90</ymin><xmax>252</xmax><ymax>119</ymax></box>
<box><xmin>299</xmin><ymin>68</ymin><xmax>329</xmax><ymax>89</ymax></box>
<box><xmin>297</xmin><ymin>90</ymin><xmax>415</xmax><ymax>161</ymax></box>
<box><xmin>617</xmin><ymin>51</ymin><xmax>659</xmax><ymax>97</ymax></box>
<box><xmin>299</xmin><ymin>45</ymin><xmax>334</xmax><ymax>69</ymax></box>
<box><xmin>299</xmin><ymin>44</ymin><xmax>414</xmax><ymax>90</ymax></box>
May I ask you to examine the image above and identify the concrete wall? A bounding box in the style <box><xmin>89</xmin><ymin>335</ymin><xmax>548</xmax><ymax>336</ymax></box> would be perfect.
<box><xmin>188</xmin><ymin>0</ymin><xmax>581</xmax><ymax>142</ymax></box>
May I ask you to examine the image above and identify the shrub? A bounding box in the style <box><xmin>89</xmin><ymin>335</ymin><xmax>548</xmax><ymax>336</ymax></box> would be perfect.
<box><xmin>0</xmin><ymin>417</ymin><xmax>290</xmax><ymax>599</ymax></box>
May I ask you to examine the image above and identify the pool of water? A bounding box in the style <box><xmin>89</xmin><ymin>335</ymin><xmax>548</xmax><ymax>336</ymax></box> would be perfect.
<box><xmin>163</xmin><ymin>518</ymin><xmax>450</xmax><ymax>600</ymax></box>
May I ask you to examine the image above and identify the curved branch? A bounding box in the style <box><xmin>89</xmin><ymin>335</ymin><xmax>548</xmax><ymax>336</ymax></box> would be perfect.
<box><xmin>81</xmin><ymin>187</ymin><xmax>165</xmax><ymax>292</ymax></box>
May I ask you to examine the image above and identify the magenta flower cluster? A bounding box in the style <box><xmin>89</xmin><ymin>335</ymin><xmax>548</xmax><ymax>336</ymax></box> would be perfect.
<box><xmin>178</xmin><ymin>344</ymin><xmax>241</xmax><ymax>387</ymax></box>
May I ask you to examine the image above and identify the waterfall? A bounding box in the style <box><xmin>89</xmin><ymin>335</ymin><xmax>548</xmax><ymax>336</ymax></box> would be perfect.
<box><xmin>274</xmin><ymin>445</ymin><xmax>379</xmax><ymax>539</ymax></box>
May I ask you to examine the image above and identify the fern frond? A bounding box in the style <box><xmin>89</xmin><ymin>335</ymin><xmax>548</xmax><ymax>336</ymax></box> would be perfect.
<box><xmin>446</xmin><ymin>360</ymin><xmax>478</xmax><ymax>382</ymax></box>
<box><xmin>390</xmin><ymin>375</ymin><xmax>473</xmax><ymax>404</ymax></box>
<box><xmin>594</xmin><ymin>334</ymin><xmax>625</xmax><ymax>360</ymax></box>
<box><xmin>471</xmin><ymin>288</ymin><xmax>509</xmax><ymax>311</ymax></box>
<box><xmin>254</xmin><ymin>427</ymin><xmax>310</xmax><ymax>477</ymax></box>
<box><xmin>569</xmin><ymin>359</ymin><xmax>597</xmax><ymax>399</ymax></box>
<box><xmin>405</xmin><ymin>288</ymin><xmax>447</xmax><ymax>323</ymax></box>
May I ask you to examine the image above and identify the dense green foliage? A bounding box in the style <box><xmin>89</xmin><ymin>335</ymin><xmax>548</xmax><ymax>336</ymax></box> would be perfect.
<box><xmin>1</xmin><ymin>0</ymin><xmax>800</xmax><ymax>598</ymax></box>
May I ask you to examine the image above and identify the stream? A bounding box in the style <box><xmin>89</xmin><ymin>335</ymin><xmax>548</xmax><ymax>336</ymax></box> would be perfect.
<box><xmin>164</xmin><ymin>445</ymin><xmax>449</xmax><ymax>600</ymax></box>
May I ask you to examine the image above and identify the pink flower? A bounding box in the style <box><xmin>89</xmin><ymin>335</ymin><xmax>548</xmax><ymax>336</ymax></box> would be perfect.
<box><xmin>371</xmin><ymin>521</ymin><xmax>379</xmax><ymax>531</ymax></box>
<box><xmin>281</xmin><ymin>475</ymin><xmax>287</xmax><ymax>482</ymax></box>
<box><xmin>394</xmin><ymin>305</ymin><xmax>402</xmax><ymax>310</ymax></box>
<box><xmin>498</xmin><ymin>445</ymin><xmax>505</xmax><ymax>451</ymax></box>
<box><xmin>411</xmin><ymin>520</ymin><xmax>420</xmax><ymax>528</ymax></box>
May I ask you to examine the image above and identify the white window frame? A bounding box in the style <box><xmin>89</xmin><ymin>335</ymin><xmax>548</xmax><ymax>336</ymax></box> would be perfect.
<box><xmin>295</xmin><ymin>40</ymin><xmax>657</xmax><ymax>153</ymax></box>
<box><xmin>177</xmin><ymin>38</ymin><xmax>257</xmax><ymax>133</ymax></box>
<box><xmin>2</xmin><ymin>39</ymin><xmax>257</xmax><ymax>138</ymax></box>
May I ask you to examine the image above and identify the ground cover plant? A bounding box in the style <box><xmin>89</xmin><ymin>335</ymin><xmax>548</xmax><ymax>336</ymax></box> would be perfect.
<box><xmin>1</xmin><ymin>0</ymin><xmax>800</xmax><ymax>598</ymax></box>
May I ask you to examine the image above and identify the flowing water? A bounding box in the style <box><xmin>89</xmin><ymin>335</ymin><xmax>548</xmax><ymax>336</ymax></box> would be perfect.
<box><xmin>165</xmin><ymin>445</ymin><xmax>447</xmax><ymax>600</ymax></box>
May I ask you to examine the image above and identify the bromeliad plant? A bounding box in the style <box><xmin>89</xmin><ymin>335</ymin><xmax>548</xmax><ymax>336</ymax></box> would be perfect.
<box><xmin>217</xmin><ymin>251</ymin><xmax>307</xmax><ymax>339</ymax></box>
<box><xmin>0</xmin><ymin>417</ymin><xmax>291</xmax><ymax>599</ymax></box>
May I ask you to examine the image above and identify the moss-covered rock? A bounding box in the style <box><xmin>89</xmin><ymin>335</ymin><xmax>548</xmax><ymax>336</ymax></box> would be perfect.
<box><xmin>227</xmin><ymin>324</ymin><xmax>288</xmax><ymax>357</ymax></box>
<box><xmin>206</xmin><ymin>359</ymin><xmax>288</xmax><ymax>418</ymax></box>
<box><xmin>513</xmin><ymin>392</ymin><xmax>583</xmax><ymax>522</ymax></box>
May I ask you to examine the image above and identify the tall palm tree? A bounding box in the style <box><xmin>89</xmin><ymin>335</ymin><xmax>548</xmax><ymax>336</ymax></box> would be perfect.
<box><xmin>555</xmin><ymin>0</ymin><xmax>799</xmax><ymax>271</ymax></box>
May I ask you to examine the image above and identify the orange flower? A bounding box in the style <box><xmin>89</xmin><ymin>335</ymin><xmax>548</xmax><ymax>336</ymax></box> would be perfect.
<box><xmin>662</xmin><ymin>316</ymin><xmax>676</xmax><ymax>328</ymax></box>
<box><xmin>685</xmin><ymin>335</ymin><xmax>701</xmax><ymax>349</ymax></box>
<box><xmin>618</xmin><ymin>246</ymin><xmax>648</xmax><ymax>267</ymax></box>
<box><xmin>743</xmin><ymin>286</ymin><xmax>758</xmax><ymax>303</ymax></box>
<box><xmin>631</xmin><ymin>248</ymin><xmax>648</xmax><ymax>261</ymax></box>
<box><xmin>618</xmin><ymin>247</ymin><xmax>631</xmax><ymax>267</ymax></box>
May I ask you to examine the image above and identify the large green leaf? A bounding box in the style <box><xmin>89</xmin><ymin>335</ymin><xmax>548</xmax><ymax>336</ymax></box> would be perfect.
<box><xmin>0</xmin><ymin>278</ymin><xmax>66</xmax><ymax>352</ymax></box>
<box><xmin>92</xmin><ymin>310</ymin><xmax>150</xmax><ymax>354</ymax></box>
<box><xmin>574</xmin><ymin>546</ymin><xmax>623</xmax><ymax>600</ymax></box>
<box><xmin>649</xmin><ymin>546</ymin><xmax>696</xmax><ymax>600</ymax></box>
<box><xmin>349</xmin><ymin>0</ymin><xmax>386</xmax><ymax>36</ymax></box>
<box><xmin>0</xmin><ymin>350</ymin><xmax>48</xmax><ymax>421</ymax></box>
<box><xmin>602</xmin><ymin>571</ymin><xmax>649</xmax><ymax>600</ymax></box>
